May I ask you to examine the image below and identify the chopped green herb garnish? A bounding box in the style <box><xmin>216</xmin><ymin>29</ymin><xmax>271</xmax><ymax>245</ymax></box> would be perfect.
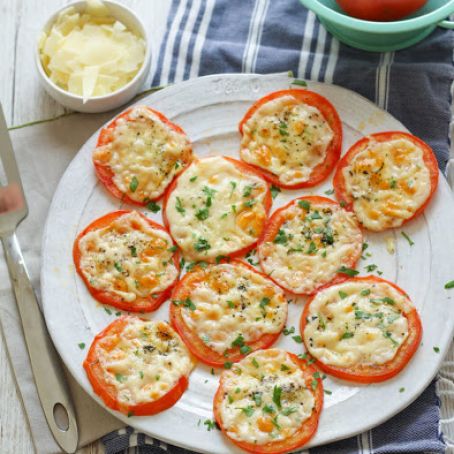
<box><xmin>270</xmin><ymin>185</ymin><xmax>281</xmax><ymax>199</ymax></box>
<box><xmin>445</xmin><ymin>281</ymin><xmax>454</xmax><ymax>289</ymax></box>
<box><xmin>176</xmin><ymin>197</ymin><xmax>185</xmax><ymax>214</ymax></box>
<box><xmin>262</xmin><ymin>404</ymin><xmax>275</xmax><ymax>414</ymax></box>
<box><xmin>311</xmin><ymin>379</ymin><xmax>318</xmax><ymax>390</ymax></box>
<box><xmin>337</xmin><ymin>266</ymin><xmax>359</xmax><ymax>277</ymax></box>
<box><xmin>280</xmin><ymin>364</ymin><xmax>290</xmax><ymax>372</ymax></box>
<box><xmin>306</xmin><ymin>241</ymin><xmax>317</xmax><ymax>255</ymax></box>
<box><xmin>401</xmin><ymin>231</ymin><xmax>414</xmax><ymax>246</ymax></box>
<box><xmin>104</xmin><ymin>307</ymin><xmax>112</xmax><ymax>315</ymax></box>
<box><xmin>360</xmin><ymin>289</ymin><xmax>371</xmax><ymax>296</ymax></box>
<box><xmin>173</xmin><ymin>298</ymin><xmax>196</xmax><ymax>311</ymax></box>
<box><xmin>194</xmin><ymin>237</ymin><xmax>211</xmax><ymax>252</ymax></box>
<box><xmin>139</xmin><ymin>371</ymin><xmax>144</xmax><ymax>379</ymax></box>
<box><xmin>338</xmin><ymin>291</ymin><xmax>348</xmax><ymax>299</ymax></box>
<box><xmin>365</xmin><ymin>264</ymin><xmax>378</xmax><ymax>272</ymax></box>
<box><xmin>190</xmin><ymin>176</ymin><xmax>198</xmax><ymax>182</ymax></box>
<box><xmin>291</xmin><ymin>79</ymin><xmax>308</xmax><ymax>87</ymax></box>
<box><xmin>399</xmin><ymin>387</ymin><xmax>405</xmax><ymax>393</ymax></box>
<box><xmin>227</xmin><ymin>300</ymin><xmax>235</xmax><ymax>309</ymax></box>
<box><xmin>292</xmin><ymin>335</ymin><xmax>303</xmax><ymax>344</ymax></box>
<box><xmin>298</xmin><ymin>199</ymin><xmax>311</xmax><ymax>211</ymax></box>
<box><xmin>252</xmin><ymin>392</ymin><xmax>262</xmax><ymax>407</ymax></box>
<box><xmin>283</xmin><ymin>326</ymin><xmax>295</xmax><ymax>336</ymax></box>
<box><xmin>273</xmin><ymin>229</ymin><xmax>288</xmax><ymax>245</ymax></box>
<box><xmin>78</xmin><ymin>342</ymin><xmax>85</xmax><ymax>350</ymax></box>
<box><xmin>324</xmin><ymin>389</ymin><xmax>332</xmax><ymax>395</ymax></box>
<box><xmin>129</xmin><ymin>245</ymin><xmax>137</xmax><ymax>257</ymax></box>
<box><xmin>370</xmin><ymin>297</ymin><xmax>395</xmax><ymax>305</ymax></box>
<box><xmin>224</xmin><ymin>361</ymin><xmax>233</xmax><ymax>369</ymax></box>
<box><xmin>129</xmin><ymin>176</ymin><xmax>139</xmax><ymax>192</ymax></box>
<box><xmin>229</xmin><ymin>181</ymin><xmax>237</xmax><ymax>196</ymax></box>
<box><xmin>324</xmin><ymin>188</ymin><xmax>335</xmax><ymax>195</ymax></box>
<box><xmin>281</xmin><ymin>407</ymin><xmax>297</xmax><ymax>416</ymax></box>
<box><xmin>196</xmin><ymin>207</ymin><xmax>209</xmax><ymax>220</ymax></box>
<box><xmin>272</xmin><ymin>386</ymin><xmax>282</xmax><ymax>409</ymax></box>
<box><xmin>127</xmin><ymin>411</ymin><xmax>134</xmax><ymax>417</ymax></box>
<box><xmin>146</xmin><ymin>201</ymin><xmax>160</xmax><ymax>213</ymax></box>
<box><xmin>243</xmin><ymin>185</ymin><xmax>253</xmax><ymax>197</ymax></box>
<box><xmin>340</xmin><ymin>332</ymin><xmax>354</xmax><ymax>340</ymax></box>
<box><xmin>240</xmin><ymin>345</ymin><xmax>252</xmax><ymax>354</ymax></box>
<box><xmin>239</xmin><ymin>406</ymin><xmax>254</xmax><ymax>417</ymax></box>
<box><xmin>434</xmin><ymin>346</ymin><xmax>440</xmax><ymax>353</ymax></box>
<box><xmin>115</xmin><ymin>373</ymin><xmax>126</xmax><ymax>383</ymax></box>
<box><xmin>252</xmin><ymin>358</ymin><xmax>260</xmax><ymax>368</ymax></box>
<box><xmin>204</xmin><ymin>419</ymin><xmax>218</xmax><ymax>431</ymax></box>
<box><xmin>114</xmin><ymin>262</ymin><xmax>123</xmax><ymax>272</ymax></box>
<box><xmin>168</xmin><ymin>245</ymin><xmax>178</xmax><ymax>253</ymax></box>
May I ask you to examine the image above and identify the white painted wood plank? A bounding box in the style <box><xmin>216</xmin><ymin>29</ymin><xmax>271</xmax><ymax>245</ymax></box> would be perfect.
<box><xmin>1</xmin><ymin>1</ymin><xmax>171</xmax><ymax>453</ymax></box>
<box><xmin>0</xmin><ymin>0</ymin><xmax>22</xmax><ymax>126</ymax></box>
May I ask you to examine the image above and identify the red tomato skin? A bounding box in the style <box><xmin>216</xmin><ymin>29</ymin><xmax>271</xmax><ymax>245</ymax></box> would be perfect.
<box><xmin>162</xmin><ymin>156</ymin><xmax>272</xmax><ymax>261</ymax></box>
<box><xmin>300</xmin><ymin>276</ymin><xmax>423</xmax><ymax>383</ymax></box>
<box><xmin>239</xmin><ymin>89</ymin><xmax>342</xmax><ymax>189</ymax></box>
<box><xmin>257</xmin><ymin>196</ymin><xmax>363</xmax><ymax>296</ymax></box>
<box><xmin>73</xmin><ymin>210</ymin><xmax>180</xmax><ymax>312</ymax></box>
<box><xmin>83</xmin><ymin>316</ymin><xmax>189</xmax><ymax>416</ymax></box>
<box><xmin>336</xmin><ymin>0</ymin><xmax>427</xmax><ymax>21</ymax></box>
<box><xmin>169</xmin><ymin>259</ymin><xmax>285</xmax><ymax>367</ymax></box>
<box><xmin>93</xmin><ymin>106</ymin><xmax>192</xmax><ymax>205</ymax></box>
<box><xmin>213</xmin><ymin>352</ymin><xmax>324</xmax><ymax>453</ymax></box>
<box><xmin>333</xmin><ymin>131</ymin><xmax>439</xmax><ymax>229</ymax></box>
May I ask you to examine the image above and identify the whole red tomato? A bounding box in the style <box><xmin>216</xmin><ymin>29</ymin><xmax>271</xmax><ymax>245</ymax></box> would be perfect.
<box><xmin>335</xmin><ymin>0</ymin><xmax>428</xmax><ymax>21</ymax></box>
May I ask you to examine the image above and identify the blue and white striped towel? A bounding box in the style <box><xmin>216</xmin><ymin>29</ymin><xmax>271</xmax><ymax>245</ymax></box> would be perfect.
<box><xmin>104</xmin><ymin>1</ymin><xmax>453</xmax><ymax>452</ymax></box>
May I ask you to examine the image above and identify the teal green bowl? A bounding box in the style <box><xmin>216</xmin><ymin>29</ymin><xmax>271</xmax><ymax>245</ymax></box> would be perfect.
<box><xmin>299</xmin><ymin>0</ymin><xmax>454</xmax><ymax>52</ymax></box>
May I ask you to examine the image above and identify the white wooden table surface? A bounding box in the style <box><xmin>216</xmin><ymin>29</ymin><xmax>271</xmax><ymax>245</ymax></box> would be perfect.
<box><xmin>1</xmin><ymin>1</ymin><xmax>453</xmax><ymax>453</ymax></box>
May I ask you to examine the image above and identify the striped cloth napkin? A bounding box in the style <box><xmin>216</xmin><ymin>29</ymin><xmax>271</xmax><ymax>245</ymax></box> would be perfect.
<box><xmin>104</xmin><ymin>1</ymin><xmax>453</xmax><ymax>452</ymax></box>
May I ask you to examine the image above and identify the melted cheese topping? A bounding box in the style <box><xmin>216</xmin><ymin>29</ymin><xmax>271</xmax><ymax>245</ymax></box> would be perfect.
<box><xmin>165</xmin><ymin>157</ymin><xmax>269</xmax><ymax>261</ymax></box>
<box><xmin>304</xmin><ymin>281</ymin><xmax>411</xmax><ymax>367</ymax></box>
<box><xmin>78</xmin><ymin>211</ymin><xmax>178</xmax><ymax>303</ymax></box>
<box><xmin>240</xmin><ymin>96</ymin><xmax>334</xmax><ymax>185</ymax></box>
<box><xmin>343</xmin><ymin>138</ymin><xmax>431</xmax><ymax>231</ymax></box>
<box><xmin>94</xmin><ymin>317</ymin><xmax>193</xmax><ymax>405</ymax></box>
<box><xmin>93</xmin><ymin>106</ymin><xmax>192</xmax><ymax>202</ymax></box>
<box><xmin>178</xmin><ymin>263</ymin><xmax>287</xmax><ymax>354</ymax></box>
<box><xmin>258</xmin><ymin>200</ymin><xmax>362</xmax><ymax>294</ymax></box>
<box><xmin>218</xmin><ymin>349</ymin><xmax>315</xmax><ymax>445</ymax></box>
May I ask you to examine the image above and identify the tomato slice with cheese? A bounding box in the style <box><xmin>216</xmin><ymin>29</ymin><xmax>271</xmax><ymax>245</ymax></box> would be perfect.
<box><xmin>213</xmin><ymin>348</ymin><xmax>323</xmax><ymax>453</ymax></box>
<box><xmin>84</xmin><ymin>316</ymin><xmax>194</xmax><ymax>416</ymax></box>
<box><xmin>169</xmin><ymin>260</ymin><xmax>288</xmax><ymax>367</ymax></box>
<box><xmin>333</xmin><ymin>131</ymin><xmax>438</xmax><ymax>231</ymax></box>
<box><xmin>300</xmin><ymin>276</ymin><xmax>422</xmax><ymax>383</ymax></box>
<box><xmin>73</xmin><ymin>210</ymin><xmax>180</xmax><ymax>312</ymax></box>
<box><xmin>93</xmin><ymin>105</ymin><xmax>193</xmax><ymax>205</ymax></box>
<box><xmin>163</xmin><ymin>156</ymin><xmax>272</xmax><ymax>262</ymax></box>
<box><xmin>239</xmin><ymin>89</ymin><xmax>342</xmax><ymax>189</ymax></box>
<box><xmin>257</xmin><ymin>196</ymin><xmax>363</xmax><ymax>295</ymax></box>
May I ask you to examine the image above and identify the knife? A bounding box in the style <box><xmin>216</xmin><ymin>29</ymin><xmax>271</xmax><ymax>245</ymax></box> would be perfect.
<box><xmin>0</xmin><ymin>104</ymin><xmax>78</xmax><ymax>453</ymax></box>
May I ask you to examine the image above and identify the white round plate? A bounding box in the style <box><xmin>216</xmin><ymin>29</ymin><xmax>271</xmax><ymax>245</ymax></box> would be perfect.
<box><xmin>42</xmin><ymin>73</ymin><xmax>454</xmax><ymax>453</ymax></box>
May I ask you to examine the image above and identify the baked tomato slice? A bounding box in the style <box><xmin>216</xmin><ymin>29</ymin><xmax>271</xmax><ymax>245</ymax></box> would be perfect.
<box><xmin>213</xmin><ymin>348</ymin><xmax>323</xmax><ymax>453</ymax></box>
<box><xmin>93</xmin><ymin>105</ymin><xmax>192</xmax><ymax>206</ymax></box>
<box><xmin>162</xmin><ymin>156</ymin><xmax>272</xmax><ymax>262</ymax></box>
<box><xmin>300</xmin><ymin>276</ymin><xmax>423</xmax><ymax>383</ymax></box>
<box><xmin>333</xmin><ymin>131</ymin><xmax>438</xmax><ymax>231</ymax></box>
<box><xmin>84</xmin><ymin>316</ymin><xmax>194</xmax><ymax>416</ymax></box>
<box><xmin>73</xmin><ymin>210</ymin><xmax>180</xmax><ymax>312</ymax></box>
<box><xmin>239</xmin><ymin>89</ymin><xmax>342</xmax><ymax>189</ymax></box>
<box><xmin>169</xmin><ymin>259</ymin><xmax>288</xmax><ymax>367</ymax></box>
<box><xmin>257</xmin><ymin>195</ymin><xmax>363</xmax><ymax>295</ymax></box>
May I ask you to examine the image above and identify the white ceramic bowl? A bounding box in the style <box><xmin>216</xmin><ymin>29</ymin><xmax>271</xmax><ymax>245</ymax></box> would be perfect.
<box><xmin>35</xmin><ymin>0</ymin><xmax>151</xmax><ymax>113</ymax></box>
